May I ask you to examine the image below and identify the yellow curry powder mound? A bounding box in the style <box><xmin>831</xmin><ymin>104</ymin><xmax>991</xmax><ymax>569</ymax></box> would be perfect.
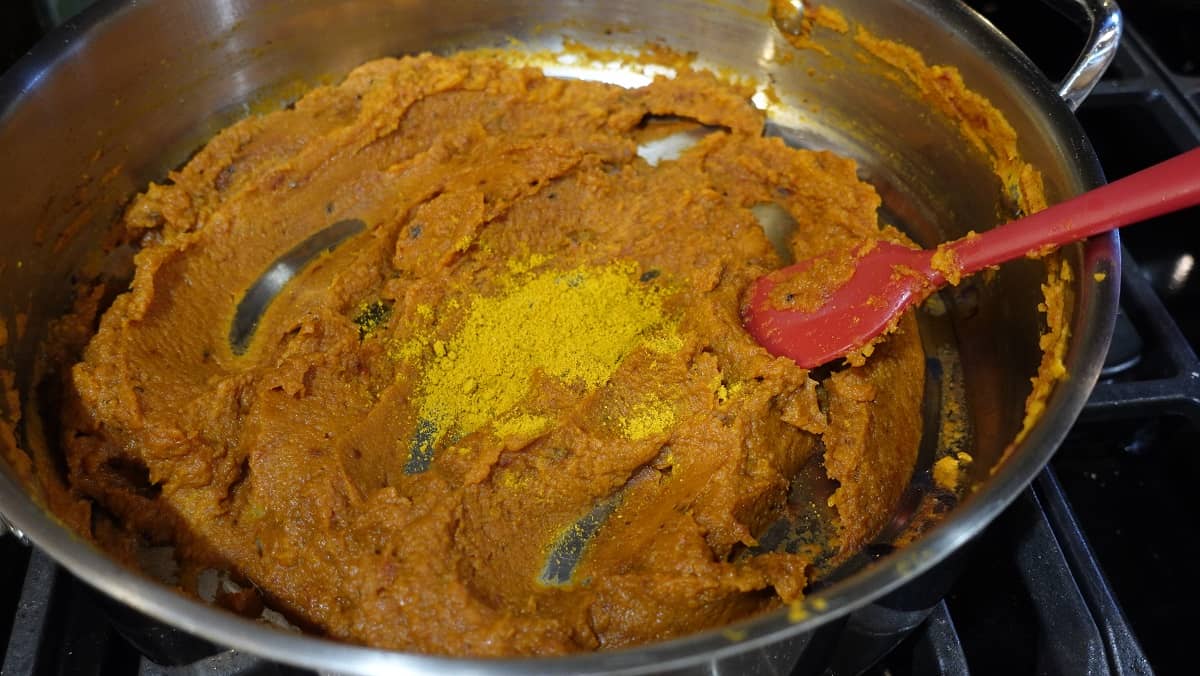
<box><xmin>407</xmin><ymin>261</ymin><xmax>679</xmax><ymax>444</ymax></box>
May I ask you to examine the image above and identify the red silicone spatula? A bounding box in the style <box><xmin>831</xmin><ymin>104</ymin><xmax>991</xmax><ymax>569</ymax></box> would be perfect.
<box><xmin>743</xmin><ymin>146</ymin><xmax>1200</xmax><ymax>369</ymax></box>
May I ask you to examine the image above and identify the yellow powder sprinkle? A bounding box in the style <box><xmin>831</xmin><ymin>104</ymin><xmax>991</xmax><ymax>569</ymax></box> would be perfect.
<box><xmin>351</xmin><ymin>300</ymin><xmax>392</xmax><ymax>337</ymax></box>
<box><xmin>1094</xmin><ymin>272</ymin><xmax>1107</xmax><ymax>282</ymax></box>
<box><xmin>494</xmin><ymin>467</ymin><xmax>529</xmax><ymax>490</ymax></box>
<box><xmin>619</xmin><ymin>396</ymin><xmax>676</xmax><ymax>441</ymax></box>
<box><xmin>932</xmin><ymin>456</ymin><xmax>961</xmax><ymax>491</ymax></box>
<box><xmin>494</xmin><ymin>413</ymin><xmax>551</xmax><ymax>439</ymax></box>
<box><xmin>644</xmin><ymin>329</ymin><xmax>684</xmax><ymax>354</ymax></box>
<box><xmin>390</xmin><ymin>337</ymin><xmax>427</xmax><ymax>362</ymax></box>
<box><xmin>722</xmin><ymin>628</ymin><xmax>747</xmax><ymax>642</ymax></box>
<box><xmin>711</xmin><ymin>376</ymin><xmax>744</xmax><ymax>407</ymax></box>
<box><xmin>415</xmin><ymin>262</ymin><xmax>679</xmax><ymax>444</ymax></box>
<box><xmin>506</xmin><ymin>253</ymin><xmax>550</xmax><ymax>275</ymax></box>
<box><xmin>788</xmin><ymin>601</ymin><xmax>808</xmax><ymax>622</ymax></box>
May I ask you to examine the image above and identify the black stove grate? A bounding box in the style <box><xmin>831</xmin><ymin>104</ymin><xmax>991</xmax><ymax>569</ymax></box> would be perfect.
<box><xmin>2</xmin><ymin>2</ymin><xmax>1199</xmax><ymax>674</ymax></box>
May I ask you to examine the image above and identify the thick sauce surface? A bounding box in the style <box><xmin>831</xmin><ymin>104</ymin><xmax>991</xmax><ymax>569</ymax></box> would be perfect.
<box><xmin>59</xmin><ymin>54</ymin><xmax>924</xmax><ymax>655</ymax></box>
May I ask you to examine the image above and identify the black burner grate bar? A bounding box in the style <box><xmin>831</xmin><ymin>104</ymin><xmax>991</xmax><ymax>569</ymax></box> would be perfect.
<box><xmin>1</xmin><ymin>550</ymin><xmax>54</xmax><ymax>676</ymax></box>
<box><xmin>1088</xmin><ymin>25</ymin><xmax>1200</xmax><ymax>146</ymax></box>
<box><xmin>1083</xmin><ymin>253</ymin><xmax>1200</xmax><ymax>424</ymax></box>
<box><xmin>1035</xmin><ymin>470</ymin><xmax>1153</xmax><ymax>676</ymax></box>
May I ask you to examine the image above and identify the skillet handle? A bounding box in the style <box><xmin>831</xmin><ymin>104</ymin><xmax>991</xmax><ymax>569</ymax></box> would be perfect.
<box><xmin>1046</xmin><ymin>0</ymin><xmax>1123</xmax><ymax>110</ymax></box>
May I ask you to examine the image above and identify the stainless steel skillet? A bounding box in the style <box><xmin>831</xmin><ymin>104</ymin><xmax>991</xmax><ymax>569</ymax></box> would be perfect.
<box><xmin>0</xmin><ymin>0</ymin><xmax>1120</xmax><ymax>673</ymax></box>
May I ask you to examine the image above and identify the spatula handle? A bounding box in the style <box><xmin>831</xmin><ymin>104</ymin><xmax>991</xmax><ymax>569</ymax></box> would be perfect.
<box><xmin>951</xmin><ymin>146</ymin><xmax>1200</xmax><ymax>276</ymax></box>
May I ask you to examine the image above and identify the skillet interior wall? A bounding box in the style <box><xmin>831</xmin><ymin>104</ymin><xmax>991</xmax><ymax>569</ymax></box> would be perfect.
<box><xmin>0</xmin><ymin>0</ymin><xmax>1077</xmax><ymax>555</ymax></box>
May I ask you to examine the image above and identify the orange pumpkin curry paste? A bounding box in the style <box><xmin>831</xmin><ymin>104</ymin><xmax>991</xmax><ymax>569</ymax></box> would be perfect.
<box><xmin>58</xmin><ymin>54</ymin><xmax>924</xmax><ymax>655</ymax></box>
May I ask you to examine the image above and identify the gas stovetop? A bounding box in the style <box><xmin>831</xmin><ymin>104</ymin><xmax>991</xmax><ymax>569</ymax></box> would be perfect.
<box><xmin>2</xmin><ymin>1</ymin><xmax>1198</xmax><ymax>674</ymax></box>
